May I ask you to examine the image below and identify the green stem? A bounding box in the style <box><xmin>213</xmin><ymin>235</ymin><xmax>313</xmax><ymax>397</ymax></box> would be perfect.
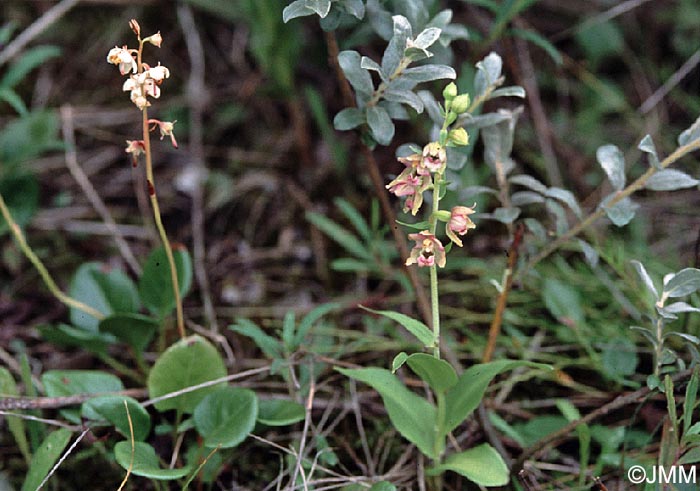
<box><xmin>136</xmin><ymin>40</ymin><xmax>185</xmax><ymax>340</ymax></box>
<box><xmin>430</xmin><ymin>173</ymin><xmax>443</xmax><ymax>359</ymax></box>
<box><xmin>0</xmin><ymin>193</ymin><xmax>105</xmax><ymax>322</ymax></box>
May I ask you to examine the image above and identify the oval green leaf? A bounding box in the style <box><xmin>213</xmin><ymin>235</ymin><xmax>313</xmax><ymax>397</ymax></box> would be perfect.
<box><xmin>43</xmin><ymin>370</ymin><xmax>124</xmax><ymax>423</ymax></box>
<box><xmin>336</xmin><ymin>366</ymin><xmax>437</xmax><ymax>459</ymax></box>
<box><xmin>138</xmin><ymin>246</ymin><xmax>192</xmax><ymax>318</ymax></box>
<box><xmin>114</xmin><ymin>441</ymin><xmax>191</xmax><ymax>480</ymax></box>
<box><xmin>360</xmin><ymin>306</ymin><xmax>435</xmax><ymax>348</ymax></box>
<box><xmin>406</xmin><ymin>353</ymin><xmax>457</xmax><ymax>393</ymax></box>
<box><xmin>69</xmin><ymin>262</ymin><xmax>139</xmax><ymax>331</ymax></box>
<box><xmin>427</xmin><ymin>443</ymin><xmax>509</xmax><ymax>486</ymax></box>
<box><xmin>257</xmin><ymin>399</ymin><xmax>305</xmax><ymax>426</ymax></box>
<box><xmin>99</xmin><ymin>313</ymin><xmax>159</xmax><ymax>353</ymax></box>
<box><xmin>147</xmin><ymin>335</ymin><xmax>227</xmax><ymax>414</ymax></box>
<box><xmin>82</xmin><ymin>396</ymin><xmax>151</xmax><ymax>441</ymax></box>
<box><xmin>194</xmin><ymin>387</ymin><xmax>257</xmax><ymax>448</ymax></box>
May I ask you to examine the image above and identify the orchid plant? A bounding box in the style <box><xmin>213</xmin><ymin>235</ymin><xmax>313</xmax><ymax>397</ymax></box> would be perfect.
<box><xmin>107</xmin><ymin>20</ymin><xmax>184</xmax><ymax>339</ymax></box>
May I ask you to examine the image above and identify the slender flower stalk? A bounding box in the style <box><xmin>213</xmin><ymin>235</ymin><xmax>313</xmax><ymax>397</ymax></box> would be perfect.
<box><xmin>0</xmin><ymin>193</ymin><xmax>105</xmax><ymax>321</ymax></box>
<box><xmin>109</xmin><ymin>20</ymin><xmax>184</xmax><ymax>338</ymax></box>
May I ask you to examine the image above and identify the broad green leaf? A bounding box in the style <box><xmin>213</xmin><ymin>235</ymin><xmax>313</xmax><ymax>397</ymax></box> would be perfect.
<box><xmin>0</xmin><ymin>173</ymin><xmax>38</xmax><ymax>235</ymax></box>
<box><xmin>601</xmin><ymin>196</ymin><xmax>638</xmax><ymax>227</ymax></box>
<box><xmin>138</xmin><ymin>246</ymin><xmax>192</xmax><ymax>318</ymax></box>
<box><xmin>381</xmin><ymin>15</ymin><xmax>412</xmax><ymax>77</ymax></box>
<box><xmin>42</xmin><ymin>369</ymin><xmax>123</xmax><ymax>395</ymax></box>
<box><xmin>543</xmin><ymin>277</ymin><xmax>584</xmax><ymax>324</ymax></box>
<box><xmin>366</xmin><ymin>106</ymin><xmax>395</xmax><ymax>145</ymax></box>
<box><xmin>21</xmin><ymin>429</ymin><xmax>72</xmax><ymax>491</ymax></box>
<box><xmin>427</xmin><ymin>444</ymin><xmax>509</xmax><ymax>486</ymax></box>
<box><xmin>194</xmin><ymin>387</ymin><xmax>257</xmax><ymax>448</ymax></box>
<box><xmin>82</xmin><ymin>396</ymin><xmax>151</xmax><ymax>441</ymax></box>
<box><xmin>282</xmin><ymin>0</ymin><xmax>313</xmax><ymax>22</ymax></box>
<box><xmin>147</xmin><ymin>335</ymin><xmax>226</xmax><ymax>413</ymax></box>
<box><xmin>360</xmin><ymin>306</ymin><xmax>435</xmax><ymax>347</ymax></box>
<box><xmin>99</xmin><ymin>313</ymin><xmax>159</xmax><ymax>353</ymax></box>
<box><xmin>645</xmin><ymin>169</ymin><xmax>699</xmax><ymax>191</ymax></box>
<box><xmin>43</xmin><ymin>370</ymin><xmax>124</xmax><ymax>423</ymax></box>
<box><xmin>229</xmin><ymin>318</ymin><xmax>282</xmax><ymax>359</ymax></box>
<box><xmin>596</xmin><ymin>144</ymin><xmax>625</xmax><ymax>190</ymax></box>
<box><xmin>638</xmin><ymin>134</ymin><xmax>661</xmax><ymax>169</ymax></box>
<box><xmin>336</xmin><ymin>367</ymin><xmax>437</xmax><ymax>459</ymax></box>
<box><xmin>444</xmin><ymin>360</ymin><xmax>548</xmax><ymax>436</ymax></box>
<box><xmin>406</xmin><ymin>353</ymin><xmax>457</xmax><ymax>393</ymax></box>
<box><xmin>679</xmin><ymin>114</ymin><xmax>700</xmax><ymax>147</ymax></box>
<box><xmin>0</xmin><ymin>45</ymin><xmax>61</xmax><ymax>89</ymax></box>
<box><xmin>631</xmin><ymin>260</ymin><xmax>658</xmax><ymax>300</ymax></box>
<box><xmin>0</xmin><ymin>367</ymin><xmax>29</xmax><ymax>462</ymax></box>
<box><xmin>338</xmin><ymin>50</ymin><xmax>374</xmax><ymax>96</ymax></box>
<box><xmin>114</xmin><ymin>441</ymin><xmax>191</xmax><ymax>480</ymax></box>
<box><xmin>664</xmin><ymin>268</ymin><xmax>700</xmax><ymax>298</ymax></box>
<box><xmin>474</xmin><ymin>52</ymin><xmax>503</xmax><ymax>98</ymax></box>
<box><xmin>257</xmin><ymin>399</ymin><xmax>305</xmax><ymax>426</ymax></box>
<box><xmin>69</xmin><ymin>262</ymin><xmax>139</xmax><ymax>331</ymax></box>
<box><xmin>333</xmin><ymin>107</ymin><xmax>365</xmax><ymax>130</ymax></box>
<box><xmin>306</xmin><ymin>211</ymin><xmax>368</xmax><ymax>259</ymax></box>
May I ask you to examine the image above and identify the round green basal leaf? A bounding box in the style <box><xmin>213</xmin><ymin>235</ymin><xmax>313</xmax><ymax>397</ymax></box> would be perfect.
<box><xmin>138</xmin><ymin>245</ymin><xmax>192</xmax><ymax>318</ymax></box>
<box><xmin>194</xmin><ymin>387</ymin><xmax>257</xmax><ymax>448</ymax></box>
<box><xmin>69</xmin><ymin>262</ymin><xmax>140</xmax><ymax>331</ymax></box>
<box><xmin>42</xmin><ymin>370</ymin><xmax>124</xmax><ymax>423</ymax></box>
<box><xmin>114</xmin><ymin>441</ymin><xmax>191</xmax><ymax>480</ymax></box>
<box><xmin>147</xmin><ymin>335</ymin><xmax>226</xmax><ymax>414</ymax></box>
<box><xmin>99</xmin><ymin>313</ymin><xmax>159</xmax><ymax>353</ymax></box>
<box><xmin>427</xmin><ymin>443</ymin><xmax>509</xmax><ymax>486</ymax></box>
<box><xmin>81</xmin><ymin>396</ymin><xmax>150</xmax><ymax>441</ymax></box>
<box><xmin>257</xmin><ymin>399</ymin><xmax>305</xmax><ymax>426</ymax></box>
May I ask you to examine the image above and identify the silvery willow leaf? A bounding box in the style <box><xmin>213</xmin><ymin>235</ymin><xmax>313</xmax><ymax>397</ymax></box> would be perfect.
<box><xmin>509</xmin><ymin>174</ymin><xmax>547</xmax><ymax>194</ymax></box>
<box><xmin>644</xmin><ymin>169</ymin><xmax>699</xmax><ymax>191</ymax></box>
<box><xmin>663</xmin><ymin>268</ymin><xmax>700</xmax><ymax>298</ymax></box>
<box><xmin>630</xmin><ymin>260</ymin><xmax>658</xmax><ymax>300</ymax></box>
<box><xmin>474</xmin><ymin>52</ymin><xmax>503</xmax><ymax>99</ymax></box>
<box><xmin>678</xmin><ymin>114</ymin><xmax>700</xmax><ymax>147</ymax></box>
<box><xmin>381</xmin><ymin>16</ymin><xmax>413</xmax><ymax>77</ymax></box>
<box><xmin>638</xmin><ymin>134</ymin><xmax>661</xmax><ymax>169</ymax></box>
<box><xmin>596</xmin><ymin>144</ymin><xmax>625</xmax><ymax>190</ymax></box>
<box><xmin>383</xmin><ymin>89</ymin><xmax>424</xmax><ymax>113</ymax></box>
<box><xmin>489</xmin><ymin>86</ymin><xmax>526</xmax><ymax>99</ymax></box>
<box><xmin>545</xmin><ymin>187</ymin><xmax>582</xmax><ymax>218</ymax></box>
<box><xmin>338</xmin><ymin>50</ymin><xmax>374</xmax><ymax>97</ymax></box>
<box><xmin>366</xmin><ymin>105</ymin><xmax>395</xmax><ymax>145</ymax></box>
<box><xmin>600</xmin><ymin>195</ymin><xmax>638</xmax><ymax>227</ymax></box>
<box><xmin>333</xmin><ymin>107</ymin><xmax>365</xmax><ymax>131</ymax></box>
<box><xmin>283</xmin><ymin>0</ymin><xmax>313</xmax><ymax>22</ymax></box>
